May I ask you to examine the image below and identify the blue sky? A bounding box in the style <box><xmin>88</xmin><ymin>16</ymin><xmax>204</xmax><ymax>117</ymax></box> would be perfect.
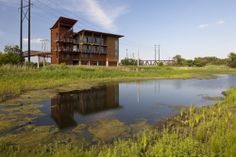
<box><xmin>0</xmin><ymin>0</ymin><xmax>236</xmax><ymax>60</ymax></box>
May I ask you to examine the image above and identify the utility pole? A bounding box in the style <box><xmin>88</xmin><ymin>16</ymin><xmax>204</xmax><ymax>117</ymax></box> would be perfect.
<box><xmin>158</xmin><ymin>45</ymin><xmax>160</xmax><ymax>61</ymax></box>
<box><xmin>19</xmin><ymin>0</ymin><xmax>32</xmax><ymax>63</ymax></box>
<box><xmin>40</xmin><ymin>39</ymin><xmax>49</xmax><ymax>52</ymax></box>
<box><xmin>40</xmin><ymin>39</ymin><xmax>49</xmax><ymax>67</ymax></box>
<box><xmin>20</xmin><ymin>0</ymin><xmax>23</xmax><ymax>58</ymax></box>
<box><xmin>28</xmin><ymin>0</ymin><xmax>31</xmax><ymax>62</ymax></box>
<box><xmin>137</xmin><ymin>49</ymin><xmax>140</xmax><ymax>67</ymax></box>
<box><xmin>126</xmin><ymin>49</ymin><xmax>128</xmax><ymax>58</ymax></box>
<box><xmin>154</xmin><ymin>45</ymin><xmax>157</xmax><ymax>61</ymax></box>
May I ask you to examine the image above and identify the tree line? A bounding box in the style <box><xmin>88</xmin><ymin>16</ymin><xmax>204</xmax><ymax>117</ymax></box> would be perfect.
<box><xmin>121</xmin><ymin>53</ymin><xmax>236</xmax><ymax>68</ymax></box>
<box><xmin>1</xmin><ymin>45</ymin><xmax>236</xmax><ymax>68</ymax></box>
<box><xmin>172</xmin><ymin>54</ymin><xmax>236</xmax><ymax>68</ymax></box>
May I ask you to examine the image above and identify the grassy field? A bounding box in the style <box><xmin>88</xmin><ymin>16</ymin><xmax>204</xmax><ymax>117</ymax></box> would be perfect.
<box><xmin>1</xmin><ymin>64</ymin><xmax>236</xmax><ymax>101</ymax></box>
<box><xmin>0</xmin><ymin>87</ymin><xmax>236</xmax><ymax>157</ymax></box>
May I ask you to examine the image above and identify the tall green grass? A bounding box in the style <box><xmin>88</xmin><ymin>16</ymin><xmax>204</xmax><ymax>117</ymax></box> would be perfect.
<box><xmin>1</xmin><ymin>64</ymin><xmax>236</xmax><ymax>101</ymax></box>
<box><xmin>1</xmin><ymin>87</ymin><xmax>236</xmax><ymax>157</ymax></box>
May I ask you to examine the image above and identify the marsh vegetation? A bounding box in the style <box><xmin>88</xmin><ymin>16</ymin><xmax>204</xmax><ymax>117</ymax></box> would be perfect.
<box><xmin>0</xmin><ymin>87</ymin><xmax>236</xmax><ymax>156</ymax></box>
<box><xmin>1</xmin><ymin>65</ymin><xmax>236</xmax><ymax>156</ymax></box>
<box><xmin>1</xmin><ymin>64</ymin><xmax>236</xmax><ymax>102</ymax></box>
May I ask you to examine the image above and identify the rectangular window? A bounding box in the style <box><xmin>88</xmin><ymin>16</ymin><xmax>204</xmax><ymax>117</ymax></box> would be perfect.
<box><xmin>73</xmin><ymin>45</ymin><xmax>77</xmax><ymax>52</ymax></box>
<box><xmin>115</xmin><ymin>39</ymin><xmax>119</xmax><ymax>56</ymax></box>
<box><xmin>101</xmin><ymin>38</ymin><xmax>104</xmax><ymax>45</ymax></box>
<box><xmin>88</xmin><ymin>36</ymin><xmax>91</xmax><ymax>43</ymax></box>
<box><xmin>83</xmin><ymin>45</ymin><xmax>88</xmax><ymax>53</ymax></box>
<box><xmin>100</xmin><ymin>47</ymin><xmax>104</xmax><ymax>53</ymax></box>
<box><xmin>83</xmin><ymin>36</ymin><xmax>87</xmax><ymax>43</ymax></box>
<box><xmin>56</xmin><ymin>33</ymin><xmax>59</xmax><ymax>41</ymax></box>
<box><xmin>96</xmin><ymin>37</ymin><xmax>101</xmax><ymax>44</ymax></box>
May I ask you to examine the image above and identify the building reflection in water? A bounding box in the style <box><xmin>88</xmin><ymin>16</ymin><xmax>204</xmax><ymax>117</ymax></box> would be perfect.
<box><xmin>51</xmin><ymin>84</ymin><xmax>120</xmax><ymax>129</ymax></box>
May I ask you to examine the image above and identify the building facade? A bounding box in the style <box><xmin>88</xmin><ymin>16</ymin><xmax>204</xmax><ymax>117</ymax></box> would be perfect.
<box><xmin>51</xmin><ymin>17</ymin><xmax>123</xmax><ymax>66</ymax></box>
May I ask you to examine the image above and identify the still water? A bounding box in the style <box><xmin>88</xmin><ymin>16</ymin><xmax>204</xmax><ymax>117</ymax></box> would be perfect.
<box><xmin>34</xmin><ymin>74</ymin><xmax>236</xmax><ymax>129</ymax></box>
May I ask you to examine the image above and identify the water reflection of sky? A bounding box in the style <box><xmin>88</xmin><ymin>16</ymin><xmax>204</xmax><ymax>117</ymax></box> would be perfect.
<box><xmin>34</xmin><ymin>74</ymin><xmax>236</xmax><ymax>129</ymax></box>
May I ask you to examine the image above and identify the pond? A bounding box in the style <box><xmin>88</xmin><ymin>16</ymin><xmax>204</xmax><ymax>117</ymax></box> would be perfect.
<box><xmin>33</xmin><ymin>74</ymin><xmax>236</xmax><ymax>129</ymax></box>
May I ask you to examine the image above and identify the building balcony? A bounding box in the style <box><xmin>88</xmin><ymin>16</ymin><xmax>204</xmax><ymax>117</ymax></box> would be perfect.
<box><xmin>82</xmin><ymin>42</ymin><xmax>108</xmax><ymax>47</ymax></box>
<box><xmin>55</xmin><ymin>47</ymin><xmax>107</xmax><ymax>54</ymax></box>
<box><xmin>55</xmin><ymin>38</ymin><xmax>80</xmax><ymax>45</ymax></box>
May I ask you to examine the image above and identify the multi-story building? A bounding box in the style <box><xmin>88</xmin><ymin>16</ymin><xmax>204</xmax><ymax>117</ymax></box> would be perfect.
<box><xmin>51</xmin><ymin>17</ymin><xmax>124</xmax><ymax>66</ymax></box>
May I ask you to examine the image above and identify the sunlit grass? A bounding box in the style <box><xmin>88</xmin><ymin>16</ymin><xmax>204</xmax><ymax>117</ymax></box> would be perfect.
<box><xmin>1</xmin><ymin>64</ymin><xmax>236</xmax><ymax>102</ymax></box>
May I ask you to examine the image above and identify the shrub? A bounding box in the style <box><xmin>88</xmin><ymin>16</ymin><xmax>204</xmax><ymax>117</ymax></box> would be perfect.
<box><xmin>121</xmin><ymin>58</ymin><xmax>143</xmax><ymax>66</ymax></box>
<box><xmin>193</xmin><ymin>57</ymin><xmax>208</xmax><ymax>67</ymax></box>
<box><xmin>227</xmin><ymin>52</ymin><xmax>236</xmax><ymax>68</ymax></box>
<box><xmin>183</xmin><ymin>59</ymin><xmax>194</xmax><ymax>67</ymax></box>
<box><xmin>158</xmin><ymin>62</ymin><xmax>164</xmax><ymax>66</ymax></box>
<box><xmin>0</xmin><ymin>45</ymin><xmax>24</xmax><ymax>65</ymax></box>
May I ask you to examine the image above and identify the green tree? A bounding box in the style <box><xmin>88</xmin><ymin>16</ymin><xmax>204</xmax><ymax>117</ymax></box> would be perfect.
<box><xmin>0</xmin><ymin>45</ymin><xmax>24</xmax><ymax>65</ymax></box>
<box><xmin>227</xmin><ymin>52</ymin><xmax>236</xmax><ymax>68</ymax></box>
<box><xmin>173</xmin><ymin>55</ymin><xmax>185</xmax><ymax>66</ymax></box>
<box><xmin>193</xmin><ymin>57</ymin><xmax>208</xmax><ymax>67</ymax></box>
<box><xmin>121</xmin><ymin>58</ymin><xmax>143</xmax><ymax>66</ymax></box>
<box><xmin>183</xmin><ymin>59</ymin><xmax>194</xmax><ymax>67</ymax></box>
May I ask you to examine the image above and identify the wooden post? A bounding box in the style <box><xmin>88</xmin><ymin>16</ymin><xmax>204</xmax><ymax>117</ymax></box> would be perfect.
<box><xmin>37</xmin><ymin>56</ymin><xmax>40</xmax><ymax>68</ymax></box>
<box><xmin>106</xmin><ymin>58</ymin><xmax>109</xmax><ymax>67</ymax></box>
<box><xmin>43</xmin><ymin>56</ymin><xmax>46</xmax><ymax>67</ymax></box>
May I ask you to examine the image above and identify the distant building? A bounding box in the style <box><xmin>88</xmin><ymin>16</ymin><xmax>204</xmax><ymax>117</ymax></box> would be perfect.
<box><xmin>51</xmin><ymin>17</ymin><xmax>124</xmax><ymax>66</ymax></box>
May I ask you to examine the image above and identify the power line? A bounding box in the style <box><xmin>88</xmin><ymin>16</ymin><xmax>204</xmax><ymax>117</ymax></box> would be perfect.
<box><xmin>32</xmin><ymin>0</ymin><xmax>100</xmax><ymax>31</ymax></box>
<box><xmin>23</xmin><ymin>0</ymin><xmax>156</xmax><ymax>61</ymax></box>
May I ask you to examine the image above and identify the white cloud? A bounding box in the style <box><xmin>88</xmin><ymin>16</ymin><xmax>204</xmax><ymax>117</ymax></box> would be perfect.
<box><xmin>23</xmin><ymin>38</ymin><xmax>43</xmax><ymax>44</ymax></box>
<box><xmin>198</xmin><ymin>24</ymin><xmax>209</xmax><ymax>29</ymax></box>
<box><xmin>49</xmin><ymin>0</ymin><xmax>128</xmax><ymax>31</ymax></box>
<box><xmin>1</xmin><ymin>0</ymin><xmax>128</xmax><ymax>31</ymax></box>
<box><xmin>198</xmin><ymin>20</ymin><xmax>225</xmax><ymax>29</ymax></box>
<box><xmin>216</xmin><ymin>20</ymin><xmax>225</xmax><ymax>25</ymax></box>
<box><xmin>0</xmin><ymin>0</ymin><xmax>128</xmax><ymax>31</ymax></box>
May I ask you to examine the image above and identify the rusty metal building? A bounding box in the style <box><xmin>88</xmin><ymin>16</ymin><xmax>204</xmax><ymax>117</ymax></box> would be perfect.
<box><xmin>51</xmin><ymin>17</ymin><xmax>124</xmax><ymax>66</ymax></box>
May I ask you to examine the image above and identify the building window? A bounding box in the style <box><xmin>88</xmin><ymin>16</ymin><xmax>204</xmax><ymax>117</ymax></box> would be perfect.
<box><xmin>115</xmin><ymin>39</ymin><xmax>119</xmax><ymax>56</ymax></box>
<box><xmin>83</xmin><ymin>36</ymin><xmax>87</xmax><ymax>43</ymax></box>
<box><xmin>88</xmin><ymin>36</ymin><xmax>92</xmax><ymax>43</ymax></box>
<box><xmin>83</xmin><ymin>45</ymin><xmax>88</xmax><ymax>53</ymax></box>
<box><xmin>73</xmin><ymin>45</ymin><xmax>77</xmax><ymax>52</ymax></box>
<box><xmin>95</xmin><ymin>37</ymin><xmax>99</xmax><ymax>44</ymax></box>
<box><xmin>100</xmin><ymin>47</ymin><xmax>104</xmax><ymax>54</ymax></box>
<box><xmin>56</xmin><ymin>33</ymin><xmax>59</xmax><ymax>41</ymax></box>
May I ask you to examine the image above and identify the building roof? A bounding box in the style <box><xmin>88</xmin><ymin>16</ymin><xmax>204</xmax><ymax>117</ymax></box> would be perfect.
<box><xmin>78</xmin><ymin>29</ymin><xmax>124</xmax><ymax>38</ymax></box>
<box><xmin>51</xmin><ymin>17</ymin><xmax>77</xmax><ymax>29</ymax></box>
